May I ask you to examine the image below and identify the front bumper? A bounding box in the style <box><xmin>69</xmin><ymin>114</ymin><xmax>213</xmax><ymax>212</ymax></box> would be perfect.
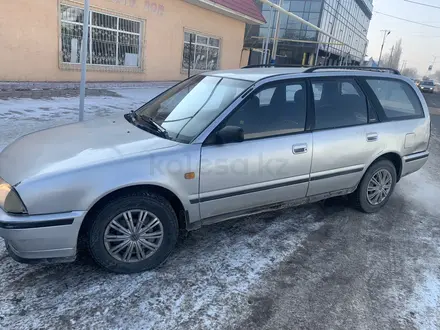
<box><xmin>0</xmin><ymin>208</ymin><xmax>86</xmax><ymax>262</ymax></box>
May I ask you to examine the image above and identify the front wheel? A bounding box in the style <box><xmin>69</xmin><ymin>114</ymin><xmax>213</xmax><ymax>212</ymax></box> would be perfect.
<box><xmin>353</xmin><ymin>160</ymin><xmax>397</xmax><ymax>213</ymax></box>
<box><xmin>87</xmin><ymin>192</ymin><xmax>179</xmax><ymax>274</ymax></box>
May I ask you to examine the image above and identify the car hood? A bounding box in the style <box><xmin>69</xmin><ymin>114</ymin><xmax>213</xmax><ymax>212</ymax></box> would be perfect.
<box><xmin>0</xmin><ymin>115</ymin><xmax>178</xmax><ymax>185</ymax></box>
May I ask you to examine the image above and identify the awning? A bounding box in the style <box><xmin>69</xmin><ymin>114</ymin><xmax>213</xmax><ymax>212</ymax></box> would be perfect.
<box><xmin>184</xmin><ymin>0</ymin><xmax>266</xmax><ymax>24</ymax></box>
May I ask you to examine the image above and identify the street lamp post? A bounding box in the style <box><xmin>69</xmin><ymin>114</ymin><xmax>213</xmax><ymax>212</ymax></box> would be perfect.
<box><xmin>426</xmin><ymin>55</ymin><xmax>439</xmax><ymax>76</ymax></box>
<box><xmin>79</xmin><ymin>0</ymin><xmax>90</xmax><ymax>122</ymax></box>
<box><xmin>431</xmin><ymin>55</ymin><xmax>438</xmax><ymax>70</ymax></box>
<box><xmin>378</xmin><ymin>30</ymin><xmax>391</xmax><ymax>67</ymax></box>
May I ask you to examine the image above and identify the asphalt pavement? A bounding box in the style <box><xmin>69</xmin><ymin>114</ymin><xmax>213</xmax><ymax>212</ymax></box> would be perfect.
<box><xmin>238</xmin><ymin>93</ymin><xmax>440</xmax><ymax>330</ymax></box>
<box><xmin>424</xmin><ymin>91</ymin><xmax>440</xmax><ymax>115</ymax></box>
<box><xmin>1</xmin><ymin>90</ymin><xmax>440</xmax><ymax>329</ymax></box>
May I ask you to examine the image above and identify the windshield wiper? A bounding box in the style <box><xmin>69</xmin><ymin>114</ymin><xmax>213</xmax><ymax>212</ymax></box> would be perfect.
<box><xmin>129</xmin><ymin>111</ymin><xmax>169</xmax><ymax>139</ymax></box>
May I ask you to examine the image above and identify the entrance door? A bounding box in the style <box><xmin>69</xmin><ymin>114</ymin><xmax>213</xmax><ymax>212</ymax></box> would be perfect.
<box><xmin>198</xmin><ymin>79</ymin><xmax>312</xmax><ymax>220</ymax></box>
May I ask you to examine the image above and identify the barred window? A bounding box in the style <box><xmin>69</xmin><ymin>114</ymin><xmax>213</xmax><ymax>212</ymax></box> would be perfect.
<box><xmin>60</xmin><ymin>5</ymin><xmax>142</xmax><ymax>67</ymax></box>
<box><xmin>182</xmin><ymin>32</ymin><xmax>220</xmax><ymax>72</ymax></box>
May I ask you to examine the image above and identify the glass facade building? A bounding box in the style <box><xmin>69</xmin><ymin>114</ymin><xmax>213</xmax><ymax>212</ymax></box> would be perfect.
<box><xmin>245</xmin><ymin>0</ymin><xmax>373</xmax><ymax>65</ymax></box>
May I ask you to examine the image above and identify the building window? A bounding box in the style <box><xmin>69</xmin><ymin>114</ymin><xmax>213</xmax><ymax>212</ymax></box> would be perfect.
<box><xmin>60</xmin><ymin>5</ymin><xmax>142</xmax><ymax>67</ymax></box>
<box><xmin>182</xmin><ymin>32</ymin><xmax>220</xmax><ymax>72</ymax></box>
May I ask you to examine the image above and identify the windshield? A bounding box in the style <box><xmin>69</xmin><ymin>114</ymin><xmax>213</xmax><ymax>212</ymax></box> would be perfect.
<box><xmin>422</xmin><ymin>81</ymin><xmax>434</xmax><ymax>86</ymax></box>
<box><xmin>133</xmin><ymin>75</ymin><xmax>252</xmax><ymax>143</ymax></box>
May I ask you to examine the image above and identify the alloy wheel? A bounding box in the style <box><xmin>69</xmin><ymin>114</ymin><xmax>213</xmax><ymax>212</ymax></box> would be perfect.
<box><xmin>103</xmin><ymin>210</ymin><xmax>164</xmax><ymax>263</ymax></box>
<box><xmin>366</xmin><ymin>169</ymin><xmax>393</xmax><ymax>206</ymax></box>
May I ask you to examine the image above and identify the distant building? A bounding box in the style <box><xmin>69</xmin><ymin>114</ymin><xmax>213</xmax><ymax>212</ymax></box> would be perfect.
<box><xmin>0</xmin><ymin>0</ymin><xmax>265</xmax><ymax>82</ymax></box>
<box><xmin>364</xmin><ymin>57</ymin><xmax>378</xmax><ymax>67</ymax></box>
<box><xmin>245</xmin><ymin>0</ymin><xmax>373</xmax><ymax>66</ymax></box>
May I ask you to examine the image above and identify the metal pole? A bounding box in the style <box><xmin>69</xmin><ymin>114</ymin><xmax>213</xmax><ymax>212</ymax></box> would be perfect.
<box><xmin>188</xmin><ymin>34</ymin><xmax>193</xmax><ymax>78</ymax></box>
<box><xmin>271</xmin><ymin>0</ymin><xmax>283</xmax><ymax>63</ymax></box>
<box><xmin>378</xmin><ymin>30</ymin><xmax>390</xmax><ymax>67</ymax></box>
<box><xmin>314</xmin><ymin>32</ymin><xmax>320</xmax><ymax>65</ymax></box>
<box><xmin>325</xmin><ymin>0</ymin><xmax>340</xmax><ymax>66</ymax></box>
<box><xmin>262</xmin><ymin>5</ymin><xmax>274</xmax><ymax>64</ymax></box>
<box><xmin>79</xmin><ymin>0</ymin><xmax>90</xmax><ymax>122</ymax></box>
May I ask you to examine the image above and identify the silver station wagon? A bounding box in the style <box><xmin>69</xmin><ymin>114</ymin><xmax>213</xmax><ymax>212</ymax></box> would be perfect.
<box><xmin>0</xmin><ymin>66</ymin><xmax>431</xmax><ymax>273</ymax></box>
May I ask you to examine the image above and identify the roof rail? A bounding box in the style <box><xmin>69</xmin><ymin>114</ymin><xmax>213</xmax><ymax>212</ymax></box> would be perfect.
<box><xmin>303</xmin><ymin>66</ymin><xmax>401</xmax><ymax>75</ymax></box>
<box><xmin>242</xmin><ymin>64</ymin><xmax>308</xmax><ymax>69</ymax></box>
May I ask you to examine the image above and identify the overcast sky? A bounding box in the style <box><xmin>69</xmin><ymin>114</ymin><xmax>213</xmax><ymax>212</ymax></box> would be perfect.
<box><xmin>367</xmin><ymin>0</ymin><xmax>440</xmax><ymax>74</ymax></box>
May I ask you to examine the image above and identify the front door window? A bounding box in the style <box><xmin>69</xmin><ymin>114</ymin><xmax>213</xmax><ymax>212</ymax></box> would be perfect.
<box><xmin>225</xmin><ymin>81</ymin><xmax>307</xmax><ymax>140</ymax></box>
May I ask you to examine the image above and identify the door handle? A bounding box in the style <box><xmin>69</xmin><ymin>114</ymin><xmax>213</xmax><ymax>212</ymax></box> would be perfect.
<box><xmin>293</xmin><ymin>144</ymin><xmax>308</xmax><ymax>154</ymax></box>
<box><xmin>366</xmin><ymin>133</ymin><xmax>378</xmax><ymax>142</ymax></box>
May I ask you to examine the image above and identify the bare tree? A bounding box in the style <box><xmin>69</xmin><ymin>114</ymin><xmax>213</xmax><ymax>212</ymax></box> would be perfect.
<box><xmin>401</xmin><ymin>67</ymin><xmax>418</xmax><ymax>78</ymax></box>
<box><xmin>382</xmin><ymin>39</ymin><xmax>403</xmax><ymax>70</ymax></box>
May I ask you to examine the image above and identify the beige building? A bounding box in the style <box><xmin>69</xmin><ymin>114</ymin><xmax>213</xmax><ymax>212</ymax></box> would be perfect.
<box><xmin>0</xmin><ymin>0</ymin><xmax>264</xmax><ymax>82</ymax></box>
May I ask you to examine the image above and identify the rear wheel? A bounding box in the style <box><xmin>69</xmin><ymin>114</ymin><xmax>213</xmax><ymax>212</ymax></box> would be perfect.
<box><xmin>353</xmin><ymin>160</ymin><xmax>397</xmax><ymax>213</ymax></box>
<box><xmin>87</xmin><ymin>192</ymin><xmax>178</xmax><ymax>274</ymax></box>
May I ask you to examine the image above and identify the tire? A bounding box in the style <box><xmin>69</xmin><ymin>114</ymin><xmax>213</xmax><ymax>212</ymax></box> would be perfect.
<box><xmin>353</xmin><ymin>160</ymin><xmax>397</xmax><ymax>213</ymax></box>
<box><xmin>87</xmin><ymin>192</ymin><xmax>179</xmax><ymax>274</ymax></box>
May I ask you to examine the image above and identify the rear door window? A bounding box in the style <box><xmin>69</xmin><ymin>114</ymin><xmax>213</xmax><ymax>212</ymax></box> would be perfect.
<box><xmin>366</xmin><ymin>79</ymin><xmax>424</xmax><ymax>120</ymax></box>
<box><xmin>311</xmin><ymin>78</ymin><xmax>368</xmax><ymax>130</ymax></box>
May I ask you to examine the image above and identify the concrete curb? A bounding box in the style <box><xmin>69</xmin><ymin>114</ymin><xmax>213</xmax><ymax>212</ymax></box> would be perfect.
<box><xmin>0</xmin><ymin>81</ymin><xmax>179</xmax><ymax>92</ymax></box>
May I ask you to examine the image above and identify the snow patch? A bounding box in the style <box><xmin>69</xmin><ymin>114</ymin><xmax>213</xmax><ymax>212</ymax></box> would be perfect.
<box><xmin>0</xmin><ymin>214</ymin><xmax>323</xmax><ymax>329</ymax></box>
<box><xmin>0</xmin><ymin>88</ymin><xmax>165</xmax><ymax>151</ymax></box>
<box><xmin>406</xmin><ymin>272</ymin><xmax>440</xmax><ymax>330</ymax></box>
<box><xmin>396</xmin><ymin>169</ymin><xmax>440</xmax><ymax>215</ymax></box>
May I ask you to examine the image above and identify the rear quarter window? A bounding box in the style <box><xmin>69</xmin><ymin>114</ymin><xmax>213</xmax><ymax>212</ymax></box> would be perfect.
<box><xmin>366</xmin><ymin>79</ymin><xmax>424</xmax><ymax>120</ymax></box>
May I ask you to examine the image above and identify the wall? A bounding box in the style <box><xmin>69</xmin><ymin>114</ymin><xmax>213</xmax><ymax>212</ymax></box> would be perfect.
<box><xmin>239</xmin><ymin>48</ymin><xmax>251</xmax><ymax>67</ymax></box>
<box><xmin>0</xmin><ymin>0</ymin><xmax>246</xmax><ymax>82</ymax></box>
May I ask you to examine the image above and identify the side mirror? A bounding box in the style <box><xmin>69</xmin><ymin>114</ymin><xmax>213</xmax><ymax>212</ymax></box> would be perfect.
<box><xmin>216</xmin><ymin>126</ymin><xmax>244</xmax><ymax>144</ymax></box>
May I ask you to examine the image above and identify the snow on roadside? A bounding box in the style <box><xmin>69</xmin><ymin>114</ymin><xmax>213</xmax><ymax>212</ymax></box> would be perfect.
<box><xmin>397</xmin><ymin>170</ymin><xmax>440</xmax><ymax>216</ymax></box>
<box><xmin>406</xmin><ymin>272</ymin><xmax>440</xmax><ymax>330</ymax></box>
<box><xmin>394</xmin><ymin>148</ymin><xmax>440</xmax><ymax>330</ymax></box>
<box><xmin>0</xmin><ymin>90</ymin><xmax>324</xmax><ymax>327</ymax></box>
<box><xmin>2</xmin><ymin>89</ymin><xmax>440</xmax><ymax>328</ymax></box>
<box><xmin>0</xmin><ymin>210</ymin><xmax>322</xmax><ymax>329</ymax></box>
<box><xmin>0</xmin><ymin>87</ymin><xmax>166</xmax><ymax>152</ymax></box>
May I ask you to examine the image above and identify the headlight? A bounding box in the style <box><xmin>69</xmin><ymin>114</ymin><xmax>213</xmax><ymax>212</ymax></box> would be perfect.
<box><xmin>0</xmin><ymin>178</ymin><xmax>27</xmax><ymax>214</ymax></box>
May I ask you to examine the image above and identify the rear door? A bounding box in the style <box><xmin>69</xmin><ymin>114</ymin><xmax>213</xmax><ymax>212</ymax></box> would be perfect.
<box><xmin>360</xmin><ymin>77</ymin><xmax>430</xmax><ymax>175</ymax></box>
<box><xmin>308</xmin><ymin>77</ymin><xmax>380</xmax><ymax>196</ymax></box>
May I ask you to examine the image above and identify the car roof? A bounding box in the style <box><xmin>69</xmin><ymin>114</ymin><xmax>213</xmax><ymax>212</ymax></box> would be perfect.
<box><xmin>203</xmin><ymin>67</ymin><xmax>402</xmax><ymax>82</ymax></box>
<box><xmin>204</xmin><ymin>68</ymin><xmax>306</xmax><ymax>82</ymax></box>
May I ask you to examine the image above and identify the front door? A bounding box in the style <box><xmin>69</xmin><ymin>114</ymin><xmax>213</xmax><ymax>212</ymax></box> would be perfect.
<box><xmin>198</xmin><ymin>79</ymin><xmax>312</xmax><ymax>221</ymax></box>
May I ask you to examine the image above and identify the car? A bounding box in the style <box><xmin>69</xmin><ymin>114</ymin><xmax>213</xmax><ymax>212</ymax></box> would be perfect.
<box><xmin>419</xmin><ymin>80</ymin><xmax>436</xmax><ymax>93</ymax></box>
<box><xmin>0</xmin><ymin>66</ymin><xmax>431</xmax><ymax>274</ymax></box>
